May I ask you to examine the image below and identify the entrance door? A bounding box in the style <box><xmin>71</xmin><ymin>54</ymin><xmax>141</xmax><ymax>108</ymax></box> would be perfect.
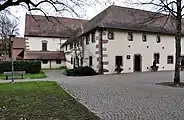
<box><xmin>134</xmin><ymin>55</ymin><xmax>141</xmax><ymax>72</ymax></box>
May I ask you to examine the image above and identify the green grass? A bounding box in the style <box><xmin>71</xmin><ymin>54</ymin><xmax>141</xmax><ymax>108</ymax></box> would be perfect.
<box><xmin>0</xmin><ymin>71</ymin><xmax>47</xmax><ymax>80</ymax></box>
<box><xmin>0</xmin><ymin>81</ymin><xmax>100</xmax><ymax>120</ymax></box>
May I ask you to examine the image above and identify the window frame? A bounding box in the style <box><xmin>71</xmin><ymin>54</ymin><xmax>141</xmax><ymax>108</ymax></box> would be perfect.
<box><xmin>108</xmin><ymin>32</ymin><xmax>114</xmax><ymax>40</ymax></box>
<box><xmin>91</xmin><ymin>32</ymin><xmax>96</xmax><ymax>43</ymax></box>
<box><xmin>154</xmin><ymin>53</ymin><xmax>160</xmax><ymax>64</ymax></box>
<box><xmin>115</xmin><ymin>56</ymin><xmax>123</xmax><ymax>66</ymax></box>
<box><xmin>42</xmin><ymin>42</ymin><xmax>47</xmax><ymax>51</ymax></box>
<box><xmin>167</xmin><ymin>55</ymin><xmax>174</xmax><ymax>64</ymax></box>
<box><xmin>156</xmin><ymin>35</ymin><xmax>161</xmax><ymax>43</ymax></box>
<box><xmin>142</xmin><ymin>33</ymin><xmax>147</xmax><ymax>42</ymax></box>
<box><xmin>128</xmin><ymin>32</ymin><xmax>133</xmax><ymax>41</ymax></box>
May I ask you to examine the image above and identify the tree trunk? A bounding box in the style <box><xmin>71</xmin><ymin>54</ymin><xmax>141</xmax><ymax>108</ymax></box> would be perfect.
<box><xmin>174</xmin><ymin>0</ymin><xmax>182</xmax><ymax>85</ymax></box>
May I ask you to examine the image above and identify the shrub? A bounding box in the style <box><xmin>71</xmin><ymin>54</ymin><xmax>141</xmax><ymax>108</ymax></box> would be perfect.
<box><xmin>0</xmin><ymin>60</ymin><xmax>41</xmax><ymax>74</ymax></box>
<box><xmin>64</xmin><ymin>66</ymin><xmax>98</xmax><ymax>76</ymax></box>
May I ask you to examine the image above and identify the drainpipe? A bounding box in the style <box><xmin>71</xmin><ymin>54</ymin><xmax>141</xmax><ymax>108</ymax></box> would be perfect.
<box><xmin>99</xmin><ymin>29</ymin><xmax>103</xmax><ymax>74</ymax></box>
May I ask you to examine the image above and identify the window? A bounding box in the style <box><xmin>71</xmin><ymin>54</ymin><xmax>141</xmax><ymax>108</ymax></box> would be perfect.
<box><xmin>156</xmin><ymin>35</ymin><xmax>161</xmax><ymax>43</ymax></box>
<box><xmin>89</xmin><ymin>56</ymin><xmax>92</xmax><ymax>66</ymax></box>
<box><xmin>127</xmin><ymin>55</ymin><xmax>131</xmax><ymax>59</ymax></box>
<box><xmin>154</xmin><ymin>53</ymin><xmax>160</xmax><ymax>64</ymax></box>
<box><xmin>71</xmin><ymin>57</ymin><xmax>73</xmax><ymax>64</ymax></box>
<box><xmin>42</xmin><ymin>60</ymin><xmax>48</xmax><ymax>64</ymax></box>
<box><xmin>86</xmin><ymin>34</ymin><xmax>90</xmax><ymax>44</ymax></box>
<box><xmin>128</xmin><ymin>32</ymin><xmax>133</xmax><ymax>41</ymax></box>
<box><xmin>42</xmin><ymin>40</ymin><xmax>48</xmax><ymax>51</ymax></box>
<box><xmin>116</xmin><ymin>56</ymin><xmax>123</xmax><ymax>66</ymax></box>
<box><xmin>42</xmin><ymin>43</ymin><xmax>47</xmax><ymax>51</ymax></box>
<box><xmin>56</xmin><ymin>60</ymin><xmax>61</xmax><ymax>64</ymax></box>
<box><xmin>167</xmin><ymin>56</ymin><xmax>173</xmax><ymax>64</ymax></box>
<box><xmin>108</xmin><ymin>32</ymin><xmax>114</xmax><ymax>39</ymax></box>
<box><xmin>92</xmin><ymin>32</ymin><xmax>95</xmax><ymax>43</ymax></box>
<box><xmin>142</xmin><ymin>34</ymin><xmax>147</xmax><ymax>42</ymax></box>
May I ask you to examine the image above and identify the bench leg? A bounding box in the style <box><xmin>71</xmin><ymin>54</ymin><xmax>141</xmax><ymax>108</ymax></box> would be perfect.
<box><xmin>21</xmin><ymin>75</ymin><xmax>23</xmax><ymax>79</ymax></box>
<box><xmin>6</xmin><ymin>76</ymin><xmax>8</xmax><ymax>80</ymax></box>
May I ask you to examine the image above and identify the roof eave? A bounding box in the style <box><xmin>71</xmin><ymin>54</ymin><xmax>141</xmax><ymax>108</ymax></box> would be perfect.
<box><xmin>24</xmin><ymin>34</ymin><xmax>70</xmax><ymax>38</ymax></box>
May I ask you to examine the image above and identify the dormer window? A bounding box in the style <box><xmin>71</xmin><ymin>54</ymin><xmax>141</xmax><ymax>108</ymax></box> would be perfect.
<box><xmin>42</xmin><ymin>40</ymin><xmax>48</xmax><ymax>51</ymax></box>
<box><xmin>108</xmin><ymin>32</ymin><xmax>114</xmax><ymax>39</ymax></box>
<box><xmin>128</xmin><ymin>32</ymin><xmax>133</xmax><ymax>41</ymax></box>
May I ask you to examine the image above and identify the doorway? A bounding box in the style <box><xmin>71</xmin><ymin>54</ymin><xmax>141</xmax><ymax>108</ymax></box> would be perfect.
<box><xmin>134</xmin><ymin>54</ymin><xmax>141</xmax><ymax>72</ymax></box>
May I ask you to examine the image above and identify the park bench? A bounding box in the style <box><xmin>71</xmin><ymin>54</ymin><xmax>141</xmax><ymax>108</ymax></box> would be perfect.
<box><xmin>3</xmin><ymin>71</ymin><xmax>25</xmax><ymax>80</ymax></box>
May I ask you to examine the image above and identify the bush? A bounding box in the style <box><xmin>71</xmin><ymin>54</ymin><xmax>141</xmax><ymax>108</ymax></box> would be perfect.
<box><xmin>64</xmin><ymin>66</ymin><xmax>98</xmax><ymax>76</ymax></box>
<box><xmin>0</xmin><ymin>60</ymin><xmax>41</xmax><ymax>74</ymax></box>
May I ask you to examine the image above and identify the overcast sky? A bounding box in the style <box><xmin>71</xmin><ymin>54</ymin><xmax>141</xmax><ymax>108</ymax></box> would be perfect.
<box><xmin>7</xmin><ymin>0</ymin><xmax>151</xmax><ymax>37</ymax></box>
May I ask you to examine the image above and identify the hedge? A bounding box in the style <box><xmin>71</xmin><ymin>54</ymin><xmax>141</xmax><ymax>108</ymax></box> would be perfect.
<box><xmin>64</xmin><ymin>66</ymin><xmax>98</xmax><ymax>76</ymax></box>
<box><xmin>0</xmin><ymin>60</ymin><xmax>41</xmax><ymax>74</ymax></box>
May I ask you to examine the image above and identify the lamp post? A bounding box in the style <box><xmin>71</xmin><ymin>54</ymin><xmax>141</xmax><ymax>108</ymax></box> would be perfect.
<box><xmin>9</xmin><ymin>35</ymin><xmax>15</xmax><ymax>83</ymax></box>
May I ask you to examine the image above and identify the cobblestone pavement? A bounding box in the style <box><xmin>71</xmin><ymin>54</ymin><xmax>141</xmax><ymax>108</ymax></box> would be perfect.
<box><xmin>34</xmin><ymin>71</ymin><xmax>184</xmax><ymax>119</ymax></box>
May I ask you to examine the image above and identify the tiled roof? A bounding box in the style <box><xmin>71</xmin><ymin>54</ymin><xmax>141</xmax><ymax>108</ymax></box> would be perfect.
<box><xmin>25</xmin><ymin>14</ymin><xmax>88</xmax><ymax>38</ymax></box>
<box><xmin>24</xmin><ymin>51</ymin><xmax>65</xmax><ymax>60</ymax></box>
<box><xmin>83</xmin><ymin>5</ymin><xmax>184</xmax><ymax>35</ymax></box>
<box><xmin>13</xmin><ymin>37</ymin><xmax>26</xmax><ymax>49</ymax></box>
<box><xmin>12</xmin><ymin>49</ymin><xmax>23</xmax><ymax>59</ymax></box>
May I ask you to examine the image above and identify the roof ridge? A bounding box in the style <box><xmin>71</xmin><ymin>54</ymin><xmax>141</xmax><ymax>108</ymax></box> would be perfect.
<box><xmin>111</xmin><ymin>5</ymin><xmax>164</xmax><ymax>15</ymax></box>
<box><xmin>97</xmin><ymin>5</ymin><xmax>114</xmax><ymax>27</ymax></box>
<box><xmin>26</xmin><ymin>14</ymin><xmax>88</xmax><ymax>21</ymax></box>
<box><xmin>83</xmin><ymin>5</ymin><xmax>112</xmax><ymax>27</ymax></box>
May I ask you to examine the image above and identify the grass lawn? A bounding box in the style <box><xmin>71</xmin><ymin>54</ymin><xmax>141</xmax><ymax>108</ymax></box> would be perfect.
<box><xmin>0</xmin><ymin>71</ymin><xmax>47</xmax><ymax>80</ymax></box>
<box><xmin>0</xmin><ymin>81</ymin><xmax>100</xmax><ymax>120</ymax></box>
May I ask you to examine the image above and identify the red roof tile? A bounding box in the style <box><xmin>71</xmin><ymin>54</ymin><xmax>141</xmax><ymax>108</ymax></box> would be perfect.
<box><xmin>24</xmin><ymin>51</ymin><xmax>65</xmax><ymax>60</ymax></box>
<box><xmin>12</xmin><ymin>49</ymin><xmax>23</xmax><ymax>59</ymax></box>
<box><xmin>25</xmin><ymin>14</ymin><xmax>88</xmax><ymax>38</ymax></box>
<box><xmin>12</xmin><ymin>37</ymin><xmax>26</xmax><ymax>49</ymax></box>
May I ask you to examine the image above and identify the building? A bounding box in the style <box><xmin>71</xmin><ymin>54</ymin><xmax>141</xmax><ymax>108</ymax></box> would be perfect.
<box><xmin>0</xmin><ymin>37</ymin><xmax>26</xmax><ymax>60</ymax></box>
<box><xmin>62</xmin><ymin>5</ymin><xmax>184</xmax><ymax>74</ymax></box>
<box><xmin>12</xmin><ymin>37</ymin><xmax>26</xmax><ymax>59</ymax></box>
<box><xmin>24</xmin><ymin>14</ymin><xmax>87</xmax><ymax>69</ymax></box>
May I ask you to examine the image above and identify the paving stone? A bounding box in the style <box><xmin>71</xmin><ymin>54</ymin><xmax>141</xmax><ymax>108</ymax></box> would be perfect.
<box><xmin>46</xmin><ymin>70</ymin><xmax>184</xmax><ymax>120</ymax></box>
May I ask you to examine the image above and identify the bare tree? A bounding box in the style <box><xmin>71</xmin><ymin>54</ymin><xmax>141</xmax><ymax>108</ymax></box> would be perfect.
<box><xmin>0</xmin><ymin>11</ymin><xmax>19</xmax><ymax>57</ymax></box>
<box><xmin>64</xmin><ymin>24</ymin><xmax>85</xmax><ymax>68</ymax></box>
<box><xmin>131</xmin><ymin>0</ymin><xmax>183</xmax><ymax>85</ymax></box>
